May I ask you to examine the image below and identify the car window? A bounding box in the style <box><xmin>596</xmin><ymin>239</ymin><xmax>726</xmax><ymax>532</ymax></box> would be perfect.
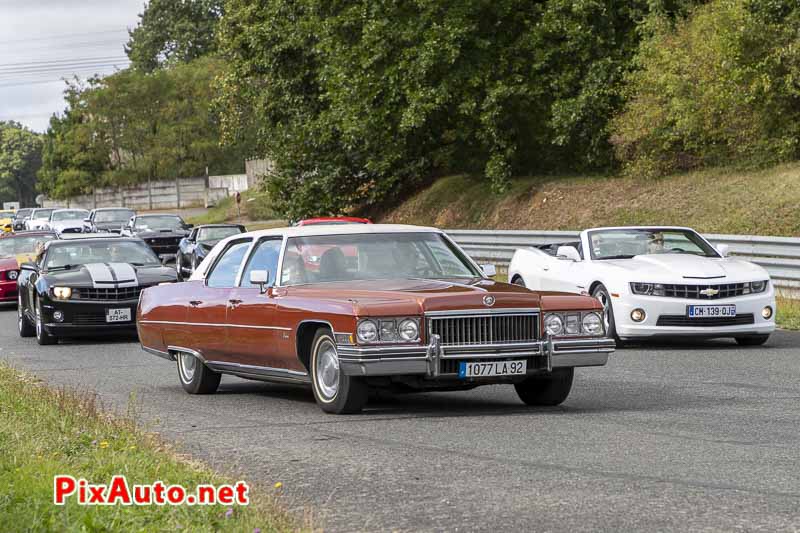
<box><xmin>206</xmin><ymin>240</ymin><xmax>251</xmax><ymax>288</ymax></box>
<box><xmin>240</xmin><ymin>238</ymin><xmax>282</xmax><ymax>287</ymax></box>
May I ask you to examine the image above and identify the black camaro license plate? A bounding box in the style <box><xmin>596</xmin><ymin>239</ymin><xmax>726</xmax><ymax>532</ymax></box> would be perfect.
<box><xmin>106</xmin><ymin>308</ymin><xmax>132</xmax><ymax>323</ymax></box>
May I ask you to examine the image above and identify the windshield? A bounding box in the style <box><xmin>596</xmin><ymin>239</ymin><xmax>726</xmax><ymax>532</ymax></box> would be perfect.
<box><xmin>15</xmin><ymin>209</ymin><xmax>31</xmax><ymax>219</ymax></box>
<box><xmin>280</xmin><ymin>232</ymin><xmax>480</xmax><ymax>286</ymax></box>
<box><xmin>51</xmin><ymin>210</ymin><xmax>88</xmax><ymax>222</ymax></box>
<box><xmin>32</xmin><ymin>209</ymin><xmax>54</xmax><ymax>220</ymax></box>
<box><xmin>0</xmin><ymin>235</ymin><xmax>55</xmax><ymax>258</ymax></box>
<box><xmin>198</xmin><ymin>226</ymin><xmax>242</xmax><ymax>243</ymax></box>
<box><xmin>588</xmin><ymin>229</ymin><xmax>719</xmax><ymax>260</ymax></box>
<box><xmin>95</xmin><ymin>209</ymin><xmax>134</xmax><ymax>223</ymax></box>
<box><xmin>134</xmin><ymin>216</ymin><xmax>184</xmax><ymax>231</ymax></box>
<box><xmin>45</xmin><ymin>241</ymin><xmax>160</xmax><ymax>269</ymax></box>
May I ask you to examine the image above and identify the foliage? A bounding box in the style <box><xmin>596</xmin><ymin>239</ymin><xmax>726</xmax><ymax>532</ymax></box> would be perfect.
<box><xmin>0</xmin><ymin>121</ymin><xmax>42</xmax><ymax>206</ymax></box>
<box><xmin>612</xmin><ymin>0</ymin><xmax>800</xmax><ymax>177</ymax></box>
<box><xmin>0</xmin><ymin>363</ymin><xmax>298</xmax><ymax>531</ymax></box>
<box><xmin>217</xmin><ymin>0</ymin><xmax>699</xmax><ymax>220</ymax></box>
<box><xmin>126</xmin><ymin>0</ymin><xmax>224</xmax><ymax>71</ymax></box>
<box><xmin>39</xmin><ymin>58</ymin><xmax>252</xmax><ymax>199</ymax></box>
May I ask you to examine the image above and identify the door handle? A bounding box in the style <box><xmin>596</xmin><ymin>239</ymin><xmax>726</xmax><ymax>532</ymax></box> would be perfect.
<box><xmin>189</xmin><ymin>300</ymin><xmax>202</xmax><ymax>307</ymax></box>
<box><xmin>228</xmin><ymin>299</ymin><xmax>242</xmax><ymax>308</ymax></box>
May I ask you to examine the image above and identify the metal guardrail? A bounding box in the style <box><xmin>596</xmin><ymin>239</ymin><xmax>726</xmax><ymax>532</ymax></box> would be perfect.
<box><xmin>446</xmin><ymin>229</ymin><xmax>800</xmax><ymax>290</ymax></box>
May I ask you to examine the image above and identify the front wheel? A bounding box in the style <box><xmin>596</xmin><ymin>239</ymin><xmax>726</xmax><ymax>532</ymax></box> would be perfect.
<box><xmin>735</xmin><ymin>335</ymin><xmax>770</xmax><ymax>346</ymax></box>
<box><xmin>175</xmin><ymin>252</ymin><xmax>184</xmax><ymax>281</ymax></box>
<box><xmin>514</xmin><ymin>368</ymin><xmax>574</xmax><ymax>406</ymax></box>
<box><xmin>591</xmin><ymin>284</ymin><xmax>619</xmax><ymax>341</ymax></box>
<box><xmin>177</xmin><ymin>351</ymin><xmax>221</xmax><ymax>394</ymax></box>
<box><xmin>310</xmin><ymin>328</ymin><xmax>368</xmax><ymax>414</ymax></box>
<box><xmin>34</xmin><ymin>297</ymin><xmax>57</xmax><ymax>345</ymax></box>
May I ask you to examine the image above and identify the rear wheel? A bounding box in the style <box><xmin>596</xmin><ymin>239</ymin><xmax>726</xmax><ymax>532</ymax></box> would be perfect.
<box><xmin>591</xmin><ymin>284</ymin><xmax>619</xmax><ymax>341</ymax></box>
<box><xmin>176</xmin><ymin>351</ymin><xmax>221</xmax><ymax>394</ymax></box>
<box><xmin>34</xmin><ymin>297</ymin><xmax>57</xmax><ymax>345</ymax></box>
<box><xmin>310</xmin><ymin>328</ymin><xmax>368</xmax><ymax>414</ymax></box>
<box><xmin>735</xmin><ymin>335</ymin><xmax>770</xmax><ymax>346</ymax></box>
<box><xmin>18</xmin><ymin>294</ymin><xmax>34</xmax><ymax>337</ymax></box>
<box><xmin>514</xmin><ymin>368</ymin><xmax>574</xmax><ymax>406</ymax></box>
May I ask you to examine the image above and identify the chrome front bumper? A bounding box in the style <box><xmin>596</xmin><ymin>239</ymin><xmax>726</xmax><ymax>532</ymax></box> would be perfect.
<box><xmin>337</xmin><ymin>336</ymin><xmax>615</xmax><ymax>378</ymax></box>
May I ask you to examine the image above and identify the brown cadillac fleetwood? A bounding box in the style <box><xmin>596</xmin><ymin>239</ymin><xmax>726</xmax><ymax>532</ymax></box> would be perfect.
<box><xmin>137</xmin><ymin>224</ymin><xmax>614</xmax><ymax>414</ymax></box>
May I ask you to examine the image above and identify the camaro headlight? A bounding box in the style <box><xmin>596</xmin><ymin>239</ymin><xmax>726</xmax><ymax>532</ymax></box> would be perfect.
<box><xmin>582</xmin><ymin>312</ymin><xmax>604</xmax><ymax>335</ymax></box>
<box><xmin>749</xmin><ymin>280</ymin><xmax>768</xmax><ymax>293</ymax></box>
<box><xmin>544</xmin><ymin>314</ymin><xmax>564</xmax><ymax>336</ymax></box>
<box><xmin>357</xmin><ymin>317</ymin><xmax>420</xmax><ymax>344</ymax></box>
<box><xmin>545</xmin><ymin>311</ymin><xmax>605</xmax><ymax>337</ymax></box>
<box><xmin>630</xmin><ymin>282</ymin><xmax>665</xmax><ymax>296</ymax></box>
<box><xmin>52</xmin><ymin>287</ymin><xmax>72</xmax><ymax>300</ymax></box>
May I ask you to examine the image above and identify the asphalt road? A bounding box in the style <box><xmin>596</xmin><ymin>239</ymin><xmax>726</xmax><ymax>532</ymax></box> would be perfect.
<box><xmin>1</xmin><ymin>307</ymin><xmax>799</xmax><ymax>532</ymax></box>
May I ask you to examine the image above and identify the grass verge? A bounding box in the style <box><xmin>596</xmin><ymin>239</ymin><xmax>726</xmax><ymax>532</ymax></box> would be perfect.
<box><xmin>0</xmin><ymin>363</ymin><xmax>300</xmax><ymax>532</ymax></box>
<box><xmin>776</xmin><ymin>296</ymin><xmax>800</xmax><ymax>330</ymax></box>
<box><xmin>189</xmin><ymin>190</ymin><xmax>284</xmax><ymax>227</ymax></box>
<box><xmin>379</xmin><ymin>162</ymin><xmax>800</xmax><ymax>236</ymax></box>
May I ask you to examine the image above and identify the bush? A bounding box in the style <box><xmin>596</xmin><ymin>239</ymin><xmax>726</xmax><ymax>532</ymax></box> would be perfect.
<box><xmin>612</xmin><ymin>0</ymin><xmax>800</xmax><ymax>177</ymax></box>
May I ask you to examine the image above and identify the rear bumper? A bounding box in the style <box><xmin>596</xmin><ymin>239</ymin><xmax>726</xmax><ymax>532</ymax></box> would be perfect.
<box><xmin>338</xmin><ymin>337</ymin><xmax>615</xmax><ymax>377</ymax></box>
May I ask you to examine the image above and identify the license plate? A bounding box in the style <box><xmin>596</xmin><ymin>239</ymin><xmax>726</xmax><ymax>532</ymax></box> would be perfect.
<box><xmin>687</xmin><ymin>304</ymin><xmax>736</xmax><ymax>318</ymax></box>
<box><xmin>459</xmin><ymin>360</ymin><xmax>527</xmax><ymax>379</ymax></box>
<box><xmin>106</xmin><ymin>308</ymin><xmax>131</xmax><ymax>323</ymax></box>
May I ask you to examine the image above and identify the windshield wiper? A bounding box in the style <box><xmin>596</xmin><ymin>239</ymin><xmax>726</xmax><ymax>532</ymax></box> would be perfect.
<box><xmin>599</xmin><ymin>255</ymin><xmax>635</xmax><ymax>260</ymax></box>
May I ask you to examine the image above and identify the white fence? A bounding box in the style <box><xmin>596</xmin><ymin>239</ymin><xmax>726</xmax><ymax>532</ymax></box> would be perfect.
<box><xmin>42</xmin><ymin>177</ymin><xmax>233</xmax><ymax>210</ymax></box>
<box><xmin>446</xmin><ymin>229</ymin><xmax>800</xmax><ymax>290</ymax></box>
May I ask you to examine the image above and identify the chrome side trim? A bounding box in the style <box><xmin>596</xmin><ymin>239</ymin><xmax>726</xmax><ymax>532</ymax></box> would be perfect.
<box><xmin>140</xmin><ymin>320</ymin><xmax>291</xmax><ymax>331</ymax></box>
<box><xmin>424</xmin><ymin>308</ymin><xmax>540</xmax><ymax>317</ymax></box>
<box><xmin>142</xmin><ymin>345</ymin><xmax>175</xmax><ymax>361</ymax></box>
<box><xmin>205</xmin><ymin>360</ymin><xmax>309</xmax><ymax>382</ymax></box>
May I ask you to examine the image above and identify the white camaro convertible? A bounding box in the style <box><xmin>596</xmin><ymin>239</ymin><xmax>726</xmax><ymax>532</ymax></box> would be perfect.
<box><xmin>508</xmin><ymin>226</ymin><xmax>776</xmax><ymax>345</ymax></box>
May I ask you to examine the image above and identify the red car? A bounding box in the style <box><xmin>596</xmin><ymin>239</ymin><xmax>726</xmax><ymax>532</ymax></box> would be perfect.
<box><xmin>0</xmin><ymin>231</ymin><xmax>57</xmax><ymax>303</ymax></box>
<box><xmin>295</xmin><ymin>217</ymin><xmax>372</xmax><ymax>226</ymax></box>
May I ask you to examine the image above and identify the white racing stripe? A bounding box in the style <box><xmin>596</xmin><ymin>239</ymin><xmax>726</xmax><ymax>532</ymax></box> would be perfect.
<box><xmin>84</xmin><ymin>262</ymin><xmax>139</xmax><ymax>288</ymax></box>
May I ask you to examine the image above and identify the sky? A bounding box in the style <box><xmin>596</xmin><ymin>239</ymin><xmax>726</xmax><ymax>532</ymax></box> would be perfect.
<box><xmin>0</xmin><ymin>0</ymin><xmax>144</xmax><ymax>132</ymax></box>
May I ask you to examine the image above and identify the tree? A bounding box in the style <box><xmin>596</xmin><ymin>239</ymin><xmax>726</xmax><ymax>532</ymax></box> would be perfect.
<box><xmin>126</xmin><ymin>0</ymin><xmax>224</xmax><ymax>71</ymax></box>
<box><xmin>0</xmin><ymin>121</ymin><xmax>43</xmax><ymax>206</ymax></box>
<box><xmin>217</xmin><ymin>0</ymin><xmax>704</xmax><ymax>219</ymax></box>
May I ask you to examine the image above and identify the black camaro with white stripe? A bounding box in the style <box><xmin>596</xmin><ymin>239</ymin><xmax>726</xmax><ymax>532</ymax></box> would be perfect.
<box><xmin>17</xmin><ymin>236</ymin><xmax>178</xmax><ymax>345</ymax></box>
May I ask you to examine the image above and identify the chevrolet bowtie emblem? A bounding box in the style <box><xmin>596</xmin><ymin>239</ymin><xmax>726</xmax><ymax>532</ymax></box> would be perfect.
<box><xmin>699</xmin><ymin>287</ymin><xmax>719</xmax><ymax>297</ymax></box>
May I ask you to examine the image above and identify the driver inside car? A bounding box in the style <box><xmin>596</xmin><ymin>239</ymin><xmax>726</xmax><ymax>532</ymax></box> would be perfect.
<box><xmin>647</xmin><ymin>232</ymin><xmax>666</xmax><ymax>254</ymax></box>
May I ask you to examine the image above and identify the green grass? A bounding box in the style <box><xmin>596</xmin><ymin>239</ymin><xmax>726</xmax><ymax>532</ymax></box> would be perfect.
<box><xmin>0</xmin><ymin>364</ymin><xmax>301</xmax><ymax>532</ymax></box>
<box><xmin>189</xmin><ymin>190</ymin><xmax>284</xmax><ymax>227</ymax></box>
<box><xmin>777</xmin><ymin>296</ymin><xmax>800</xmax><ymax>330</ymax></box>
<box><xmin>380</xmin><ymin>162</ymin><xmax>800</xmax><ymax>236</ymax></box>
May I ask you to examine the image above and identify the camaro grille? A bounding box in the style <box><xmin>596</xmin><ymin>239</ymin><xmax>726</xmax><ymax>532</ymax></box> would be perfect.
<box><xmin>72</xmin><ymin>313</ymin><xmax>134</xmax><ymax>325</ymax></box>
<box><xmin>661</xmin><ymin>283</ymin><xmax>747</xmax><ymax>300</ymax></box>
<box><xmin>75</xmin><ymin>286</ymin><xmax>142</xmax><ymax>301</ymax></box>
<box><xmin>656</xmin><ymin>314</ymin><xmax>755</xmax><ymax>327</ymax></box>
<box><xmin>429</xmin><ymin>313</ymin><xmax>539</xmax><ymax>346</ymax></box>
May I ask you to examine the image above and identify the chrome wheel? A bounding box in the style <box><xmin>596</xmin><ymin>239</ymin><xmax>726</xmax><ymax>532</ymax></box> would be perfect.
<box><xmin>314</xmin><ymin>339</ymin><xmax>340</xmax><ymax>401</ymax></box>
<box><xmin>178</xmin><ymin>353</ymin><xmax>197</xmax><ymax>383</ymax></box>
<box><xmin>17</xmin><ymin>294</ymin><xmax>23</xmax><ymax>331</ymax></box>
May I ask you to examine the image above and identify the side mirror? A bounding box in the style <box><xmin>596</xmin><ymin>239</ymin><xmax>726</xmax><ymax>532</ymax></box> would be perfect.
<box><xmin>249</xmin><ymin>269</ymin><xmax>271</xmax><ymax>294</ymax></box>
<box><xmin>20</xmin><ymin>262</ymin><xmax>37</xmax><ymax>272</ymax></box>
<box><xmin>480</xmin><ymin>264</ymin><xmax>497</xmax><ymax>277</ymax></box>
<box><xmin>556</xmin><ymin>246</ymin><xmax>581</xmax><ymax>262</ymax></box>
<box><xmin>185</xmin><ymin>223</ymin><xmax>194</xmax><ymax>229</ymax></box>
<box><xmin>83</xmin><ymin>218</ymin><xmax>91</xmax><ymax>223</ymax></box>
<box><xmin>716</xmin><ymin>244</ymin><xmax>730</xmax><ymax>257</ymax></box>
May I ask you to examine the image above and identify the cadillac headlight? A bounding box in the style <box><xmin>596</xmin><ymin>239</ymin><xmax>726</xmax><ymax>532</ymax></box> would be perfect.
<box><xmin>357</xmin><ymin>317</ymin><xmax>420</xmax><ymax>344</ymax></box>
<box><xmin>52</xmin><ymin>287</ymin><xmax>72</xmax><ymax>300</ymax></box>
<box><xmin>544</xmin><ymin>314</ymin><xmax>564</xmax><ymax>336</ymax></box>
<box><xmin>582</xmin><ymin>312</ymin><xmax>604</xmax><ymax>335</ymax></box>
<box><xmin>356</xmin><ymin>319</ymin><xmax>379</xmax><ymax>343</ymax></box>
